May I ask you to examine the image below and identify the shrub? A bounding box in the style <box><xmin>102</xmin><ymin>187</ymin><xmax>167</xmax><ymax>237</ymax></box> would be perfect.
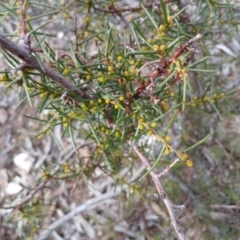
<box><xmin>0</xmin><ymin>1</ymin><xmax>239</xmax><ymax>239</ymax></box>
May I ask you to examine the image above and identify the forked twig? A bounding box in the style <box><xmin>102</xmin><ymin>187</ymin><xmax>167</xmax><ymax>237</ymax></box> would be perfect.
<box><xmin>134</xmin><ymin>34</ymin><xmax>202</xmax><ymax>99</ymax></box>
<box><xmin>157</xmin><ymin>158</ymin><xmax>181</xmax><ymax>178</ymax></box>
<box><xmin>132</xmin><ymin>145</ymin><xmax>186</xmax><ymax>240</ymax></box>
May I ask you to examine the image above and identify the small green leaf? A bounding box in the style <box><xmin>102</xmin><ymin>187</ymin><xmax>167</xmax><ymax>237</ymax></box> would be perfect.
<box><xmin>141</xmin><ymin>4</ymin><xmax>159</xmax><ymax>30</ymax></box>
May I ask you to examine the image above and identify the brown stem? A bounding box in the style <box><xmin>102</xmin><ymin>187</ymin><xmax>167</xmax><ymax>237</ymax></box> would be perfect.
<box><xmin>132</xmin><ymin>145</ymin><xmax>186</xmax><ymax>240</ymax></box>
<box><xmin>0</xmin><ymin>34</ymin><xmax>93</xmax><ymax>100</ymax></box>
<box><xmin>19</xmin><ymin>0</ymin><xmax>27</xmax><ymax>37</ymax></box>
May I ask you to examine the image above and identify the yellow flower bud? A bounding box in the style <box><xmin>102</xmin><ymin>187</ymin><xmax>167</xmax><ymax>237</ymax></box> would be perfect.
<box><xmin>119</xmin><ymin>96</ymin><xmax>124</xmax><ymax>101</ymax></box>
<box><xmin>164</xmin><ymin>148</ymin><xmax>170</xmax><ymax>155</ymax></box>
<box><xmin>153</xmin><ymin>45</ymin><xmax>159</xmax><ymax>51</ymax></box>
<box><xmin>185</xmin><ymin>160</ymin><xmax>193</xmax><ymax>167</ymax></box>
<box><xmin>117</xmin><ymin>56</ymin><xmax>123</xmax><ymax>62</ymax></box>
<box><xmin>181</xmin><ymin>153</ymin><xmax>188</xmax><ymax>160</ymax></box>
<box><xmin>105</xmin><ymin>99</ymin><xmax>111</xmax><ymax>104</ymax></box>
<box><xmin>151</xmin><ymin>122</ymin><xmax>157</xmax><ymax>127</ymax></box>
<box><xmin>165</xmin><ymin>136</ymin><xmax>172</xmax><ymax>142</ymax></box>
<box><xmin>108</xmin><ymin>66</ymin><xmax>114</xmax><ymax>72</ymax></box>
<box><xmin>158</xmin><ymin>25</ymin><xmax>165</xmax><ymax>32</ymax></box>
<box><xmin>160</xmin><ymin>45</ymin><xmax>166</xmax><ymax>51</ymax></box>
<box><xmin>63</xmin><ymin>68</ymin><xmax>70</xmax><ymax>75</ymax></box>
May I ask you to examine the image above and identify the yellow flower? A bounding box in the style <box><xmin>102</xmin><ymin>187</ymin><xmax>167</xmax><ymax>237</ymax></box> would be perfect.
<box><xmin>63</xmin><ymin>121</ymin><xmax>69</xmax><ymax>128</ymax></box>
<box><xmin>191</xmin><ymin>102</ymin><xmax>196</xmax><ymax>107</ymax></box>
<box><xmin>84</xmin><ymin>16</ymin><xmax>91</xmax><ymax>23</ymax></box>
<box><xmin>167</xmin><ymin>16</ymin><xmax>173</xmax><ymax>23</ymax></box>
<box><xmin>0</xmin><ymin>74</ymin><xmax>8</xmax><ymax>82</ymax></box>
<box><xmin>40</xmin><ymin>92</ymin><xmax>47</xmax><ymax>99</ymax></box>
<box><xmin>165</xmin><ymin>136</ymin><xmax>172</xmax><ymax>142</ymax></box>
<box><xmin>115</xmin><ymin>131</ymin><xmax>120</xmax><ymax>138</ymax></box>
<box><xmin>62</xmin><ymin>163</ymin><xmax>71</xmax><ymax>172</ymax></box>
<box><xmin>147</xmin><ymin>38</ymin><xmax>152</xmax><ymax>43</ymax></box>
<box><xmin>164</xmin><ymin>148</ymin><xmax>170</xmax><ymax>155</ymax></box>
<box><xmin>185</xmin><ymin>160</ymin><xmax>193</xmax><ymax>167</ymax></box>
<box><xmin>16</xmin><ymin>9</ymin><xmax>22</xmax><ymax>15</ymax></box>
<box><xmin>167</xmin><ymin>16</ymin><xmax>173</xmax><ymax>27</ymax></box>
<box><xmin>220</xmin><ymin>93</ymin><xmax>225</xmax><ymax>98</ymax></box>
<box><xmin>153</xmin><ymin>45</ymin><xmax>159</xmax><ymax>51</ymax></box>
<box><xmin>69</xmin><ymin>111</ymin><xmax>77</xmax><ymax>118</ymax></box>
<box><xmin>16</xmin><ymin>1</ymin><xmax>21</xmax><ymax>7</ymax></box>
<box><xmin>130</xmin><ymin>60</ymin><xmax>135</xmax><ymax>65</ymax></box>
<box><xmin>105</xmin><ymin>99</ymin><xmax>111</xmax><ymax>104</ymax></box>
<box><xmin>138</xmin><ymin>117</ymin><xmax>144</xmax><ymax>123</ymax></box>
<box><xmin>117</xmin><ymin>56</ymin><xmax>123</xmax><ymax>62</ymax></box>
<box><xmin>203</xmin><ymin>96</ymin><xmax>208</xmax><ymax>101</ymax></box>
<box><xmin>50</xmin><ymin>93</ymin><xmax>57</xmax><ymax>99</ymax></box>
<box><xmin>130</xmin><ymin>66</ymin><xmax>137</xmax><ymax>74</ymax></box>
<box><xmin>151</xmin><ymin>122</ymin><xmax>157</xmax><ymax>127</ymax></box>
<box><xmin>119</xmin><ymin>96</ymin><xmax>124</xmax><ymax>101</ymax></box>
<box><xmin>159</xmin><ymin>32</ymin><xmax>166</xmax><ymax>37</ymax></box>
<box><xmin>42</xmin><ymin>171</ymin><xmax>51</xmax><ymax>180</ymax></box>
<box><xmin>108</xmin><ymin>66</ymin><xmax>114</xmax><ymax>72</ymax></box>
<box><xmin>86</xmin><ymin>75</ymin><xmax>92</xmax><ymax>80</ymax></box>
<box><xmin>160</xmin><ymin>101</ymin><xmax>169</xmax><ymax>111</ymax></box>
<box><xmin>97</xmin><ymin>77</ymin><xmax>105</xmax><ymax>83</ymax></box>
<box><xmin>158</xmin><ymin>24</ymin><xmax>165</xmax><ymax>32</ymax></box>
<box><xmin>63</xmin><ymin>68</ymin><xmax>70</xmax><ymax>75</ymax></box>
<box><xmin>90</xmin><ymin>106</ymin><xmax>97</xmax><ymax>113</ymax></box>
<box><xmin>160</xmin><ymin>45</ymin><xmax>166</xmax><ymax>52</ymax></box>
<box><xmin>147</xmin><ymin>130</ymin><xmax>153</xmax><ymax>135</ymax></box>
<box><xmin>80</xmin><ymin>103</ymin><xmax>88</xmax><ymax>111</ymax></box>
<box><xmin>115</xmin><ymin>131</ymin><xmax>121</xmax><ymax>138</ymax></box>
<box><xmin>63</xmin><ymin>13</ymin><xmax>69</xmax><ymax>19</ymax></box>
<box><xmin>181</xmin><ymin>153</ymin><xmax>188</xmax><ymax>161</ymax></box>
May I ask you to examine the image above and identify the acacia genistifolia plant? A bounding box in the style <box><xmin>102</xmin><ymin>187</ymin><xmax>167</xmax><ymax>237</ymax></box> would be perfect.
<box><xmin>0</xmin><ymin>0</ymin><xmax>239</xmax><ymax>239</ymax></box>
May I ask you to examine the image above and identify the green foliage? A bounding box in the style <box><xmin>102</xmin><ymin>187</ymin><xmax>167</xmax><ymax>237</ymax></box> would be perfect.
<box><xmin>0</xmin><ymin>0</ymin><xmax>239</xmax><ymax>239</ymax></box>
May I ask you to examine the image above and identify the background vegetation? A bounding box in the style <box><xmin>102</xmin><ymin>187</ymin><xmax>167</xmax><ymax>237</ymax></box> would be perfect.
<box><xmin>0</xmin><ymin>0</ymin><xmax>240</xmax><ymax>239</ymax></box>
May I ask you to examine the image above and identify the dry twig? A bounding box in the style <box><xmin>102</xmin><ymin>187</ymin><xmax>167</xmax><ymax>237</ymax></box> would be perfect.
<box><xmin>37</xmin><ymin>191</ymin><xmax>121</xmax><ymax>240</ymax></box>
<box><xmin>132</xmin><ymin>144</ymin><xmax>186</xmax><ymax>240</ymax></box>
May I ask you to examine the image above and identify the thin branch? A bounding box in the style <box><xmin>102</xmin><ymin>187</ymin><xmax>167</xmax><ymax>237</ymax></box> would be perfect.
<box><xmin>2</xmin><ymin>183</ymin><xmax>42</xmax><ymax>211</ymax></box>
<box><xmin>127</xmin><ymin>33</ymin><xmax>203</xmax><ymax>109</ymax></box>
<box><xmin>210</xmin><ymin>205</ymin><xmax>240</xmax><ymax>210</ymax></box>
<box><xmin>132</xmin><ymin>145</ymin><xmax>186</xmax><ymax>240</ymax></box>
<box><xmin>0</xmin><ymin>34</ymin><xmax>93</xmax><ymax>100</ymax></box>
<box><xmin>157</xmin><ymin>158</ymin><xmax>181</xmax><ymax>178</ymax></box>
<box><xmin>19</xmin><ymin>0</ymin><xmax>28</xmax><ymax>38</ymax></box>
<box><xmin>93</xmin><ymin>3</ymin><xmax>160</xmax><ymax>14</ymax></box>
<box><xmin>137</xmin><ymin>59</ymin><xmax>161</xmax><ymax>73</ymax></box>
<box><xmin>93</xmin><ymin>1</ymin><xmax>174</xmax><ymax>14</ymax></box>
<box><xmin>37</xmin><ymin>191</ymin><xmax>120</xmax><ymax>240</ymax></box>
